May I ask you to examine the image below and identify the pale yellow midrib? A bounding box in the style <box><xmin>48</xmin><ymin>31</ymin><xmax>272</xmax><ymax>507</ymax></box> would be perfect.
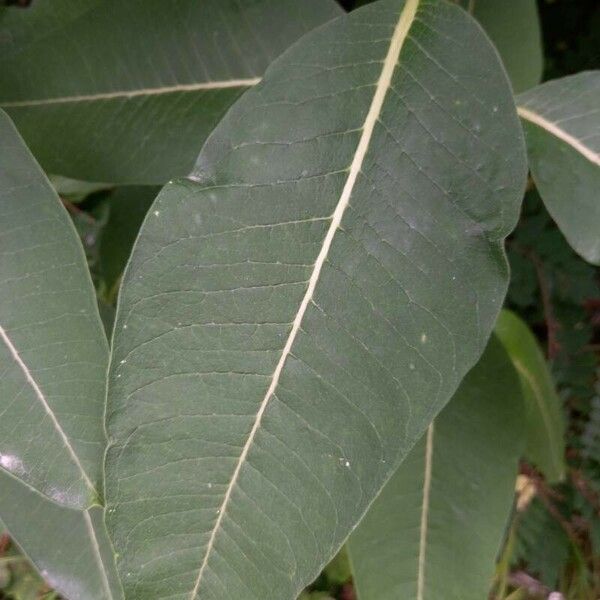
<box><xmin>0</xmin><ymin>324</ymin><xmax>97</xmax><ymax>496</ymax></box>
<box><xmin>83</xmin><ymin>509</ymin><xmax>114</xmax><ymax>600</ymax></box>
<box><xmin>517</xmin><ymin>105</ymin><xmax>600</xmax><ymax>166</ymax></box>
<box><xmin>417</xmin><ymin>423</ymin><xmax>434</xmax><ymax>600</ymax></box>
<box><xmin>188</xmin><ymin>1</ymin><xmax>421</xmax><ymax>597</ymax></box>
<box><xmin>0</xmin><ymin>78</ymin><xmax>261</xmax><ymax>108</ymax></box>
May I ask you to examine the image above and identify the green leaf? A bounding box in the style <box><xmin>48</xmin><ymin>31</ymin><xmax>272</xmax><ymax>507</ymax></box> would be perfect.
<box><xmin>468</xmin><ymin>0</ymin><xmax>543</xmax><ymax>94</ymax></box>
<box><xmin>347</xmin><ymin>337</ymin><xmax>525</xmax><ymax>600</ymax></box>
<box><xmin>516</xmin><ymin>72</ymin><xmax>600</xmax><ymax>265</ymax></box>
<box><xmin>105</xmin><ymin>0</ymin><xmax>526</xmax><ymax>597</ymax></box>
<box><xmin>514</xmin><ymin>498</ymin><xmax>569</xmax><ymax>588</ymax></box>
<box><xmin>495</xmin><ymin>309</ymin><xmax>566</xmax><ymax>482</ymax></box>
<box><xmin>0</xmin><ymin>0</ymin><xmax>342</xmax><ymax>185</ymax></box>
<box><xmin>582</xmin><ymin>379</ymin><xmax>600</xmax><ymax>465</ymax></box>
<box><xmin>0</xmin><ymin>470</ymin><xmax>121</xmax><ymax>600</ymax></box>
<box><xmin>99</xmin><ymin>186</ymin><xmax>159</xmax><ymax>298</ymax></box>
<box><xmin>0</xmin><ymin>109</ymin><xmax>108</xmax><ymax>508</ymax></box>
<box><xmin>49</xmin><ymin>175</ymin><xmax>111</xmax><ymax>203</ymax></box>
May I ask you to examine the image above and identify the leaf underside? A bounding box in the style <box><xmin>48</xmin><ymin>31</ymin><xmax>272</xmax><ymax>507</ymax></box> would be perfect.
<box><xmin>105</xmin><ymin>0</ymin><xmax>526</xmax><ymax>598</ymax></box>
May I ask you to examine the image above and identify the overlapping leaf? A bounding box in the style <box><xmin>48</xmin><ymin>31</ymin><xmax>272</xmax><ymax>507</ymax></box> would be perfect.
<box><xmin>99</xmin><ymin>186</ymin><xmax>160</xmax><ymax>297</ymax></box>
<box><xmin>517</xmin><ymin>71</ymin><xmax>600</xmax><ymax>265</ymax></box>
<box><xmin>465</xmin><ymin>0</ymin><xmax>543</xmax><ymax>94</ymax></box>
<box><xmin>0</xmin><ymin>471</ymin><xmax>121</xmax><ymax>600</ymax></box>
<box><xmin>0</xmin><ymin>0</ymin><xmax>342</xmax><ymax>184</ymax></box>
<box><xmin>0</xmin><ymin>110</ymin><xmax>107</xmax><ymax>509</ymax></box>
<box><xmin>105</xmin><ymin>0</ymin><xmax>526</xmax><ymax>597</ymax></box>
<box><xmin>348</xmin><ymin>337</ymin><xmax>525</xmax><ymax>600</ymax></box>
<box><xmin>495</xmin><ymin>309</ymin><xmax>566</xmax><ymax>482</ymax></box>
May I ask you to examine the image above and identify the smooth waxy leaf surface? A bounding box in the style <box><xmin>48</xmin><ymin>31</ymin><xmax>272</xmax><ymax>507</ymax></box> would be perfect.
<box><xmin>347</xmin><ymin>337</ymin><xmax>525</xmax><ymax>600</ymax></box>
<box><xmin>105</xmin><ymin>0</ymin><xmax>526</xmax><ymax>597</ymax></box>
<box><xmin>495</xmin><ymin>309</ymin><xmax>565</xmax><ymax>482</ymax></box>
<box><xmin>517</xmin><ymin>72</ymin><xmax>600</xmax><ymax>265</ymax></box>
<box><xmin>0</xmin><ymin>470</ymin><xmax>121</xmax><ymax>600</ymax></box>
<box><xmin>466</xmin><ymin>0</ymin><xmax>543</xmax><ymax>94</ymax></box>
<box><xmin>0</xmin><ymin>110</ymin><xmax>107</xmax><ymax>508</ymax></box>
<box><xmin>0</xmin><ymin>0</ymin><xmax>341</xmax><ymax>184</ymax></box>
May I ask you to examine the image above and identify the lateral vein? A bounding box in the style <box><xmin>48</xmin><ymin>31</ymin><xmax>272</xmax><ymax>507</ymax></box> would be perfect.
<box><xmin>417</xmin><ymin>423</ymin><xmax>435</xmax><ymax>600</ymax></box>
<box><xmin>517</xmin><ymin>105</ymin><xmax>600</xmax><ymax>166</ymax></box>
<box><xmin>0</xmin><ymin>78</ymin><xmax>261</xmax><ymax>108</ymax></box>
<box><xmin>188</xmin><ymin>0</ymin><xmax>421</xmax><ymax>597</ymax></box>
<box><xmin>0</xmin><ymin>324</ymin><xmax>96</xmax><ymax>495</ymax></box>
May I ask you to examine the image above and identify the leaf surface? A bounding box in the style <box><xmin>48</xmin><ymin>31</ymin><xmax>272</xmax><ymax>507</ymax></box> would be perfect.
<box><xmin>0</xmin><ymin>470</ymin><xmax>122</xmax><ymax>600</ymax></box>
<box><xmin>516</xmin><ymin>72</ymin><xmax>600</xmax><ymax>265</ymax></box>
<box><xmin>347</xmin><ymin>337</ymin><xmax>525</xmax><ymax>600</ymax></box>
<box><xmin>105</xmin><ymin>0</ymin><xmax>527</xmax><ymax>598</ymax></box>
<box><xmin>0</xmin><ymin>110</ymin><xmax>108</xmax><ymax>508</ymax></box>
<box><xmin>495</xmin><ymin>310</ymin><xmax>566</xmax><ymax>482</ymax></box>
<box><xmin>99</xmin><ymin>186</ymin><xmax>160</xmax><ymax>296</ymax></box>
<box><xmin>468</xmin><ymin>0</ymin><xmax>543</xmax><ymax>93</ymax></box>
<box><xmin>0</xmin><ymin>0</ymin><xmax>342</xmax><ymax>184</ymax></box>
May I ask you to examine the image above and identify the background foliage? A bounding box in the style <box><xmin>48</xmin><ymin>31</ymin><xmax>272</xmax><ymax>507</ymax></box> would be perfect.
<box><xmin>0</xmin><ymin>0</ymin><xmax>598</xmax><ymax>598</ymax></box>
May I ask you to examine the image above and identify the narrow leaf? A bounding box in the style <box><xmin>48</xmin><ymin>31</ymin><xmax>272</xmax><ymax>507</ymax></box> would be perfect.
<box><xmin>0</xmin><ymin>0</ymin><xmax>342</xmax><ymax>184</ymax></box>
<box><xmin>516</xmin><ymin>72</ymin><xmax>600</xmax><ymax>265</ymax></box>
<box><xmin>347</xmin><ymin>337</ymin><xmax>525</xmax><ymax>600</ymax></box>
<box><xmin>495</xmin><ymin>309</ymin><xmax>566</xmax><ymax>482</ymax></box>
<box><xmin>105</xmin><ymin>0</ymin><xmax>527</xmax><ymax>598</ymax></box>
<box><xmin>0</xmin><ymin>470</ymin><xmax>121</xmax><ymax>600</ymax></box>
<box><xmin>0</xmin><ymin>109</ymin><xmax>108</xmax><ymax>508</ymax></box>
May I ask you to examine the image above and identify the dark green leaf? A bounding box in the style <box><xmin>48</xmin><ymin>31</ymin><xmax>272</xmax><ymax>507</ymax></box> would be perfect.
<box><xmin>98</xmin><ymin>187</ymin><xmax>159</xmax><ymax>298</ymax></box>
<box><xmin>105</xmin><ymin>0</ymin><xmax>526</xmax><ymax>597</ymax></box>
<box><xmin>0</xmin><ymin>471</ymin><xmax>121</xmax><ymax>600</ymax></box>
<box><xmin>0</xmin><ymin>110</ymin><xmax>108</xmax><ymax>508</ymax></box>
<box><xmin>469</xmin><ymin>0</ymin><xmax>543</xmax><ymax>93</ymax></box>
<box><xmin>0</xmin><ymin>0</ymin><xmax>342</xmax><ymax>184</ymax></box>
<box><xmin>348</xmin><ymin>337</ymin><xmax>525</xmax><ymax>600</ymax></box>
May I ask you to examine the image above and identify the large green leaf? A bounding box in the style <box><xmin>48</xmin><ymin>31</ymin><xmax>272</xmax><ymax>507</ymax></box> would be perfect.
<box><xmin>468</xmin><ymin>0</ymin><xmax>543</xmax><ymax>94</ymax></box>
<box><xmin>0</xmin><ymin>0</ymin><xmax>342</xmax><ymax>185</ymax></box>
<box><xmin>105</xmin><ymin>0</ymin><xmax>526</xmax><ymax>597</ymax></box>
<box><xmin>0</xmin><ymin>109</ymin><xmax>107</xmax><ymax>509</ymax></box>
<box><xmin>0</xmin><ymin>470</ymin><xmax>121</xmax><ymax>600</ymax></box>
<box><xmin>495</xmin><ymin>309</ymin><xmax>566</xmax><ymax>482</ymax></box>
<box><xmin>347</xmin><ymin>337</ymin><xmax>525</xmax><ymax>600</ymax></box>
<box><xmin>516</xmin><ymin>72</ymin><xmax>600</xmax><ymax>265</ymax></box>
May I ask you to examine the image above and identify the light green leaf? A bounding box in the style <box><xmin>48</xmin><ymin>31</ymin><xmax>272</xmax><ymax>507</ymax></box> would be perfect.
<box><xmin>0</xmin><ymin>0</ymin><xmax>342</xmax><ymax>185</ymax></box>
<box><xmin>516</xmin><ymin>72</ymin><xmax>600</xmax><ymax>265</ymax></box>
<box><xmin>468</xmin><ymin>0</ymin><xmax>543</xmax><ymax>94</ymax></box>
<box><xmin>105</xmin><ymin>0</ymin><xmax>526</xmax><ymax>597</ymax></box>
<box><xmin>495</xmin><ymin>309</ymin><xmax>566</xmax><ymax>482</ymax></box>
<box><xmin>49</xmin><ymin>175</ymin><xmax>111</xmax><ymax>203</ymax></box>
<box><xmin>347</xmin><ymin>337</ymin><xmax>525</xmax><ymax>600</ymax></box>
<box><xmin>0</xmin><ymin>470</ymin><xmax>122</xmax><ymax>600</ymax></box>
<box><xmin>0</xmin><ymin>110</ymin><xmax>108</xmax><ymax>508</ymax></box>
